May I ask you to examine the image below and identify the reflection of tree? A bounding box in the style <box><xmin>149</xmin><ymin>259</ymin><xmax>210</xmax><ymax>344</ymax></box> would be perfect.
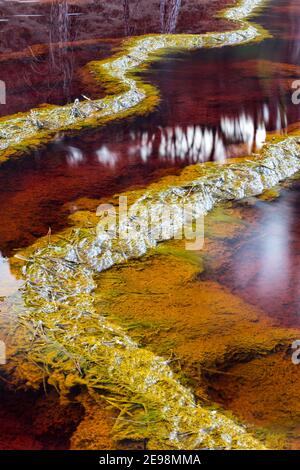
<box><xmin>123</xmin><ymin>0</ymin><xmax>130</xmax><ymax>36</ymax></box>
<box><xmin>160</xmin><ymin>0</ymin><xmax>166</xmax><ymax>31</ymax></box>
<box><xmin>126</xmin><ymin>99</ymin><xmax>287</xmax><ymax>164</ymax></box>
<box><xmin>160</xmin><ymin>0</ymin><xmax>182</xmax><ymax>33</ymax></box>
<box><xmin>121</xmin><ymin>0</ymin><xmax>182</xmax><ymax>35</ymax></box>
<box><xmin>286</xmin><ymin>0</ymin><xmax>300</xmax><ymax>91</ymax></box>
<box><xmin>49</xmin><ymin>0</ymin><xmax>75</xmax><ymax>102</ymax></box>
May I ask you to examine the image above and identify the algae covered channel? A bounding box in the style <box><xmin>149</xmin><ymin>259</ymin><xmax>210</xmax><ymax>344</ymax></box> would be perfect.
<box><xmin>1</xmin><ymin>0</ymin><xmax>300</xmax><ymax>455</ymax></box>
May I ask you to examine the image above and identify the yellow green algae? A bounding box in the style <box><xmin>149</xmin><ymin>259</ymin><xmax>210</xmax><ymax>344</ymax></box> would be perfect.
<box><xmin>95</xmin><ymin>238</ymin><xmax>298</xmax><ymax>373</ymax></box>
<box><xmin>89</xmin><ymin>223</ymin><xmax>299</xmax><ymax>450</ymax></box>
<box><xmin>220</xmin><ymin>0</ymin><xmax>266</xmax><ymax>20</ymax></box>
<box><xmin>8</xmin><ymin>135</ymin><xmax>300</xmax><ymax>278</ymax></box>
<box><xmin>1</xmin><ymin>275</ymin><xmax>266</xmax><ymax>450</ymax></box>
<box><xmin>2</xmin><ymin>135</ymin><xmax>300</xmax><ymax>449</ymax></box>
<box><xmin>0</xmin><ymin>0</ymin><xmax>270</xmax><ymax>163</ymax></box>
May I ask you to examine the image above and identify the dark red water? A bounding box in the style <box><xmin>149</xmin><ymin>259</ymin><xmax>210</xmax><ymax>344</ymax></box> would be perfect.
<box><xmin>0</xmin><ymin>39</ymin><xmax>115</xmax><ymax>116</ymax></box>
<box><xmin>201</xmin><ymin>179</ymin><xmax>300</xmax><ymax>328</ymax></box>
<box><xmin>1</xmin><ymin>0</ymin><xmax>300</xmax><ymax>450</ymax></box>
<box><xmin>0</xmin><ymin>0</ymin><xmax>300</xmax><ymax>258</ymax></box>
<box><xmin>0</xmin><ymin>0</ymin><xmax>232</xmax><ymax>53</ymax></box>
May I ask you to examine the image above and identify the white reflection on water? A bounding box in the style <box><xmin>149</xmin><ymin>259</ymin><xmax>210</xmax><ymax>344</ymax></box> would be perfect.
<box><xmin>257</xmin><ymin>206</ymin><xmax>291</xmax><ymax>297</ymax></box>
<box><xmin>232</xmin><ymin>199</ymin><xmax>292</xmax><ymax>302</ymax></box>
<box><xmin>66</xmin><ymin>146</ymin><xmax>84</xmax><ymax>166</ymax></box>
<box><xmin>62</xmin><ymin>103</ymin><xmax>288</xmax><ymax>169</ymax></box>
<box><xmin>96</xmin><ymin>145</ymin><xmax>119</xmax><ymax>168</ymax></box>
<box><xmin>93</xmin><ymin>104</ymin><xmax>286</xmax><ymax>167</ymax></box>
<box><xmin>0</xmin><ymin>254</ymin><xmax>22</xmax><ymax>297</ymax></box>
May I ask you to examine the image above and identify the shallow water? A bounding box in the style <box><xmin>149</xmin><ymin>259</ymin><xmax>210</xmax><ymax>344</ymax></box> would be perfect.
<box><xmin>1</xmin><ymin>0</ymin><xmax>300</xmax><ymax>450</ymax></box>
<box><xmin>205</xmin><ymin>180</ymin><xmax>300</xmax><ymax>329</ymax></box>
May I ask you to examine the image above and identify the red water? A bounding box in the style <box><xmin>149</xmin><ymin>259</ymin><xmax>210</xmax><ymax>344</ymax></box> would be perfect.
<box><xmin>0</xmin><ymin>0</ymin><xmax>300</xmax><ymax>257</ymax></box>
<box><xmin>1</xmin><ymin>0</ymin><xmax>300</xmax><ymax>451</ymax></box>
<box><xmin>0</xmin><ymin>0</ymin><xmax>232</xmax><ymax>53</ymax></box>
<box><xmin>202</xmin><ymin>181</ymin><xmax>300</xmax><ymax>329</ymax></box>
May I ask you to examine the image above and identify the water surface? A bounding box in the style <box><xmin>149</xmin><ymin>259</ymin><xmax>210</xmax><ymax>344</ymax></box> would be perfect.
<box><xmin>1</xmin><ymin>0</ymin><xmax>300</xmax><ymax>257</ymax></box>
<box><xmin>1</xmin><ymin>0</ymin><xmax>300</xmax><ymax>450</ymax></box>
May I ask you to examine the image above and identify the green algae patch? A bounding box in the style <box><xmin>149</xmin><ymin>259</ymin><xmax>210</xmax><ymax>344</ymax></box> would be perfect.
<box><xmin>91</xmin><ymin>205</ymin><xmax>300</xmax><ymax>449</ymax></box>
<box><xmin>258</xmin><ymin>187</ymin><xmax>281</xmax><ymax>201</ymax></box>
<box><xmin>0</xmin><ymin>0</ymin><xmax>270</xmax><ymax>164</ymax></box>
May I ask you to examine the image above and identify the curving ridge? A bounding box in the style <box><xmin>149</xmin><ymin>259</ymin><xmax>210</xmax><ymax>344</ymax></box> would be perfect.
<box><xmin>0</xmin><ymin>0</ymin><xmax>269</xmax><ymax>163</ymax></box>
<box><xmin>2</xmin><ymin>0</ymin><xmax>279</xmax><ymax>451</ymax></box>
<box><xmin>8</xmin><ymin>134</ymin><xmax>300</xmax><ymax>450</ymax></box>
<box><xmin>222</xmin><ymin>0</ymin><xmax>265</xmax><ymax>20</ymax></box>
